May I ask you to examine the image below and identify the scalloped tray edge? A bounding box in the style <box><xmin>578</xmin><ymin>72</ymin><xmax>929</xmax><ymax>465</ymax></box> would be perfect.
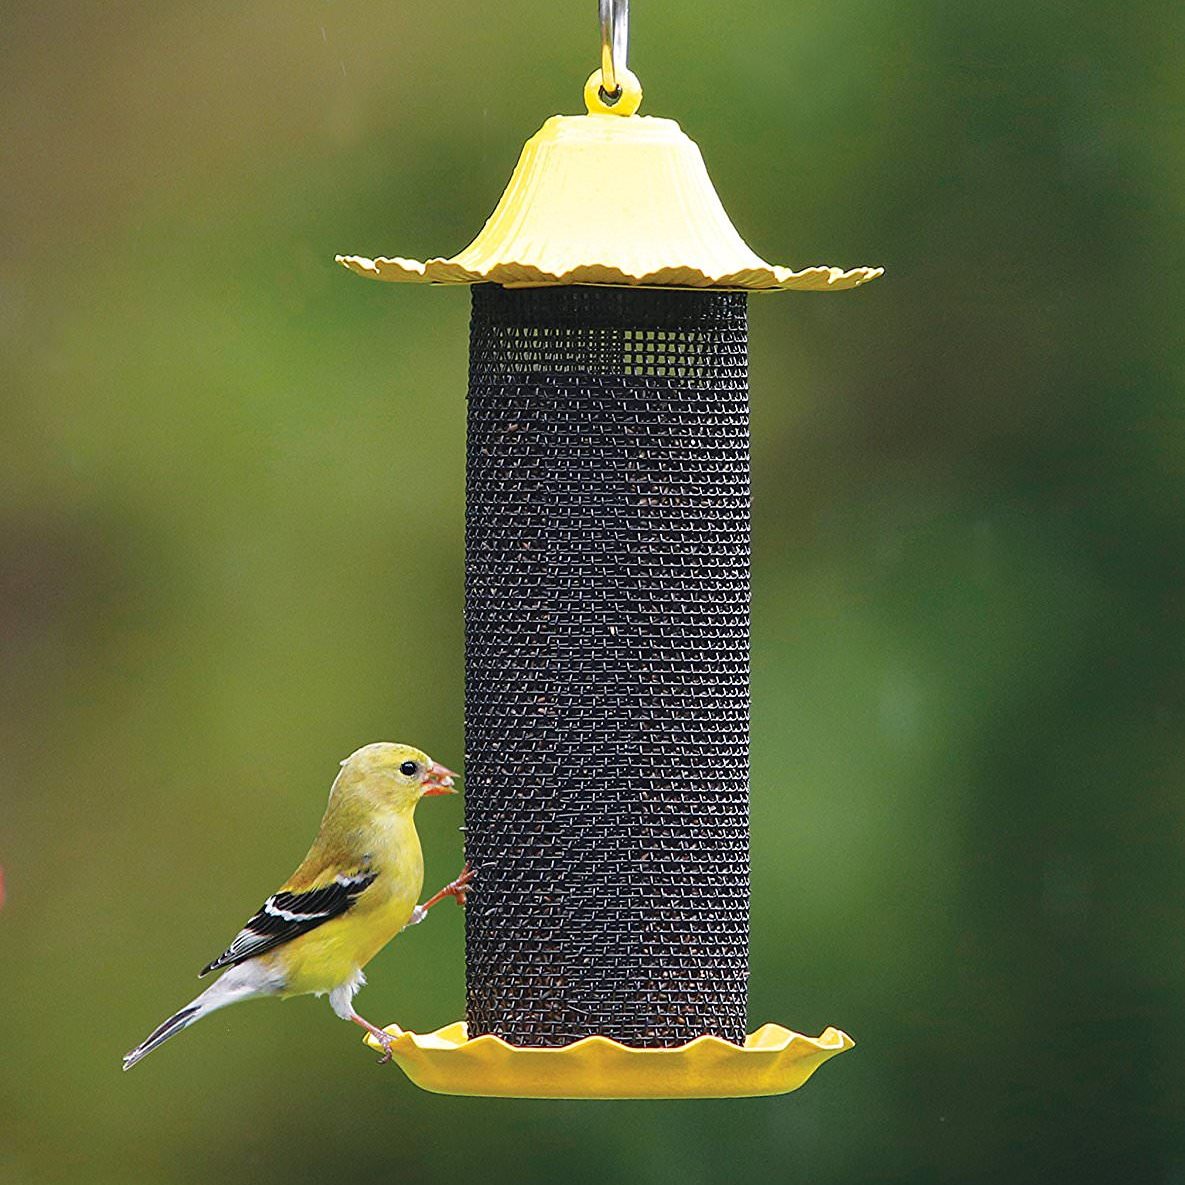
<box><xmin>364</xmin><ymin>1021</ymin><xmax>854</xmax><ymax>1098</ymax></box>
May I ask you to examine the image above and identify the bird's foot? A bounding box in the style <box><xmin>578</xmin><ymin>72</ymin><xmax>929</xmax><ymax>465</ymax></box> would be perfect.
<box><xmin>420</xmin><ymin>863</ymin><xmax>476</xmax><ymax>913</ymax></box>
<box><xmin>447</xmin><ymin>862</ymin><xmax>476</xmax><ymax>908</ymax></box>
<box><xmin>374</xmin><ymin>1033</ymin><xmax>394</xmax><ymax>1066</ymax></box>
<box><xmin>351</xmin><ymin>1012</ymin><xmax>397</xmax><ymax>1064</ymax></box>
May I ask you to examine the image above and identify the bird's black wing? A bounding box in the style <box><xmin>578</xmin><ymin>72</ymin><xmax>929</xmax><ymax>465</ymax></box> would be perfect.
<box><xmin>199</xmin><ymin>870</ymin><xmax>378</xmax><ymax>976</ymax></box>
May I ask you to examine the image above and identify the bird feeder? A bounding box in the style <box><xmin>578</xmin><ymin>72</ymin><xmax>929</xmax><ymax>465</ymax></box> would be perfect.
<box><xmin>338</xmin><ymin>0</ymin><xmax>879</xmax><ymax>1099</ymax></box>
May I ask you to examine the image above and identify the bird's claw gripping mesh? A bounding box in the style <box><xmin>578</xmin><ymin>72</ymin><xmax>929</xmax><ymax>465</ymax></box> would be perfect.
<box><xmin>463</xmin><ymin>285</ymin><xmax>751</xmax><ymax>1047</ymax></box>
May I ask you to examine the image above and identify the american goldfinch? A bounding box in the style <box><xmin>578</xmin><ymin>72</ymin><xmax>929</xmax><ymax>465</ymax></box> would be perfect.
<box><xmin>123</xmin><ymin>742</ymin><xmax>471</xmax><ymax>1070</ymax></box>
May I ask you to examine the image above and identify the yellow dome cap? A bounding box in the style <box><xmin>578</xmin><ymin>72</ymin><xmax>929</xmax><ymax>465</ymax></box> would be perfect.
<box><xmin>337</xmin><ymin>70</ymin><xmax>881</xmax><ymax>292</ymax></box>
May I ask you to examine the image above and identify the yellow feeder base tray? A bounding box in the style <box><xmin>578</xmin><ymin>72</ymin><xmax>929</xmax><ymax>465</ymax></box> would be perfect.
<box><xmin>363</xmin><ymin>1021</ymin><xmax>853</xmax><ymax>1099</ymax></box>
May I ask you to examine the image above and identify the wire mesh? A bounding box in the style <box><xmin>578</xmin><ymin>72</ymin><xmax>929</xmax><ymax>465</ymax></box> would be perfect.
<box><xmin>463</xmin><ymin>284</ymin><xmax>750</xmax><ymax>1047</ymax></box>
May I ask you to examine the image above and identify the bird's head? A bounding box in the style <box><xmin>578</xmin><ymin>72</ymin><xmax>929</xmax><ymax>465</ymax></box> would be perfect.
<box><xmin>335</xmin><ymin>742</ymin><xmax>458</xmax><ymax>813</ymax></box>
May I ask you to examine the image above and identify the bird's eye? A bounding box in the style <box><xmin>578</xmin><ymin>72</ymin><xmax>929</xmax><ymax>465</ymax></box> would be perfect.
<box><xmin>399</xmin><ymin>760</ymin><xmax>418</xmax><ymax>777</ymax></box>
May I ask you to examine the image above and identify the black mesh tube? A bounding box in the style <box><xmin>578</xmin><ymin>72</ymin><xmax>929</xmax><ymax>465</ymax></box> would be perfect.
<box><xmin>463</xmin><ymin>284</ymin><xmax>750</xmax><ymax>1047</ymax></box>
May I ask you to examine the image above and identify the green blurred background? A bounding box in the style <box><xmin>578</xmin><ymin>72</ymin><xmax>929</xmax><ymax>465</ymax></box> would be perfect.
<box><xmin>2</xmin><ymin>1</ymin><xmax>1180</xmax><ymax>1182</ymax></box>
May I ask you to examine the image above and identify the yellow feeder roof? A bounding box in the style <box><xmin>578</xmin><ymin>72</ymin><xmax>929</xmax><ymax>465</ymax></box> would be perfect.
<box><xmin>337</xmin><ymin>70</ymin><xmax>882</xmax><ymax>292</ymax></box>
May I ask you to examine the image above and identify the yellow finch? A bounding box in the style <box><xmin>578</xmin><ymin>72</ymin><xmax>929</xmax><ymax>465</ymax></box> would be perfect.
<box><xmin>123</xmin><ymin>742</ymin><xmax>471</xmax><ymax>1070</ymax></box>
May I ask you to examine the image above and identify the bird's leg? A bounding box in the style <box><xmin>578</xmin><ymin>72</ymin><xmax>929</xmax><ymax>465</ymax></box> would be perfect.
<box><xmin>398</xmin><ymin>865</ymin><xmax>474</xmax><ymax>932</ymax></box>
<box><xmin>419</xmin><ymin>861</ymin><xmax>475</xmax><ymax>912</ymax></box>
<box><xmin>350</xmin><ymin>1012</ymin><xmax>397</xmax><ymax>1064</ymax></box>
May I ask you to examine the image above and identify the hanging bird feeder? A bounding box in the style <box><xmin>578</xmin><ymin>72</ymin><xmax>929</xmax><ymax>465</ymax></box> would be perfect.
<box><xmin>338</xmin><ymin>0</ymin><xmax>878</xmax><ymax>1099</ymax></box>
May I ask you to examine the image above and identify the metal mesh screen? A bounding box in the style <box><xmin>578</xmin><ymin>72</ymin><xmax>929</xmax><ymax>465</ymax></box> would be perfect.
<box><xmin>463</xmin><ymin>284</ymin><xmax>750</xmax><ymax>1047</ymax></box>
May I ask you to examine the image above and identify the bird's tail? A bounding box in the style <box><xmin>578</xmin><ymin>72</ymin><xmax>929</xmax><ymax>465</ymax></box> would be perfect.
<box><xmin>122</xmin><ymin>1003</ymin><xmax>204</xmax><ymax>1070</ymax></box>
<box><xmin>122</xmin><ymin>961</ymin><xmax>272</xmax><ymax>1071</ymax></box>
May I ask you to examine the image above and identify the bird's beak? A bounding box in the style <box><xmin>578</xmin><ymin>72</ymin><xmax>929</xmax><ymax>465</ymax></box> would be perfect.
<box><xmin>422</xmin><ymin>761</ymin><xmax>458</xmax><ymax>796</ymax></box>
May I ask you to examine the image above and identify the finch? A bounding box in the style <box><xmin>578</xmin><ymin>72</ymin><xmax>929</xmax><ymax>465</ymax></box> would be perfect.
<box><xmin>123</xmin><ymin>742</ymin><xmax>471</xmax><ymax>1070</ymax></box>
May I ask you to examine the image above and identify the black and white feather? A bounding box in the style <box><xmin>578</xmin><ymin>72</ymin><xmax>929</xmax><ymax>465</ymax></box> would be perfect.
<box><xmin>200</xmin><ymin>870</ymin><xmax>378</xmax><ymax>977</ymax></box>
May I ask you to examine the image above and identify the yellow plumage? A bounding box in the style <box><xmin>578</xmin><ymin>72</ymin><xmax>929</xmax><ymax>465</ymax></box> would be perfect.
<box><xmin>123</xmin><ymin>742</ymin><xmax>469</xmax><ymax>1070</ymax></box>
<box><xmin>271</xmin><ymin>801</ymin><xmax>424</xmax><ymax>995</ymax></box>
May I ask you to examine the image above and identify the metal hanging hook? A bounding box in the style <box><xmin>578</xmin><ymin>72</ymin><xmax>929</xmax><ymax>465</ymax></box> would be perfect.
<box><xmin>599</xmin><ymin>0</ymin><xmax>629</xmax><ymax>99</ymax></box>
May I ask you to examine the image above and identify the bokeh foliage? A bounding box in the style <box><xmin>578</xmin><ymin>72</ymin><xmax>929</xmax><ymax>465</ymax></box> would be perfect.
<box><xmin>2</xmin><ymin>2</ymin><xmax>1182</xmax><ymax>1183</ymax></box>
